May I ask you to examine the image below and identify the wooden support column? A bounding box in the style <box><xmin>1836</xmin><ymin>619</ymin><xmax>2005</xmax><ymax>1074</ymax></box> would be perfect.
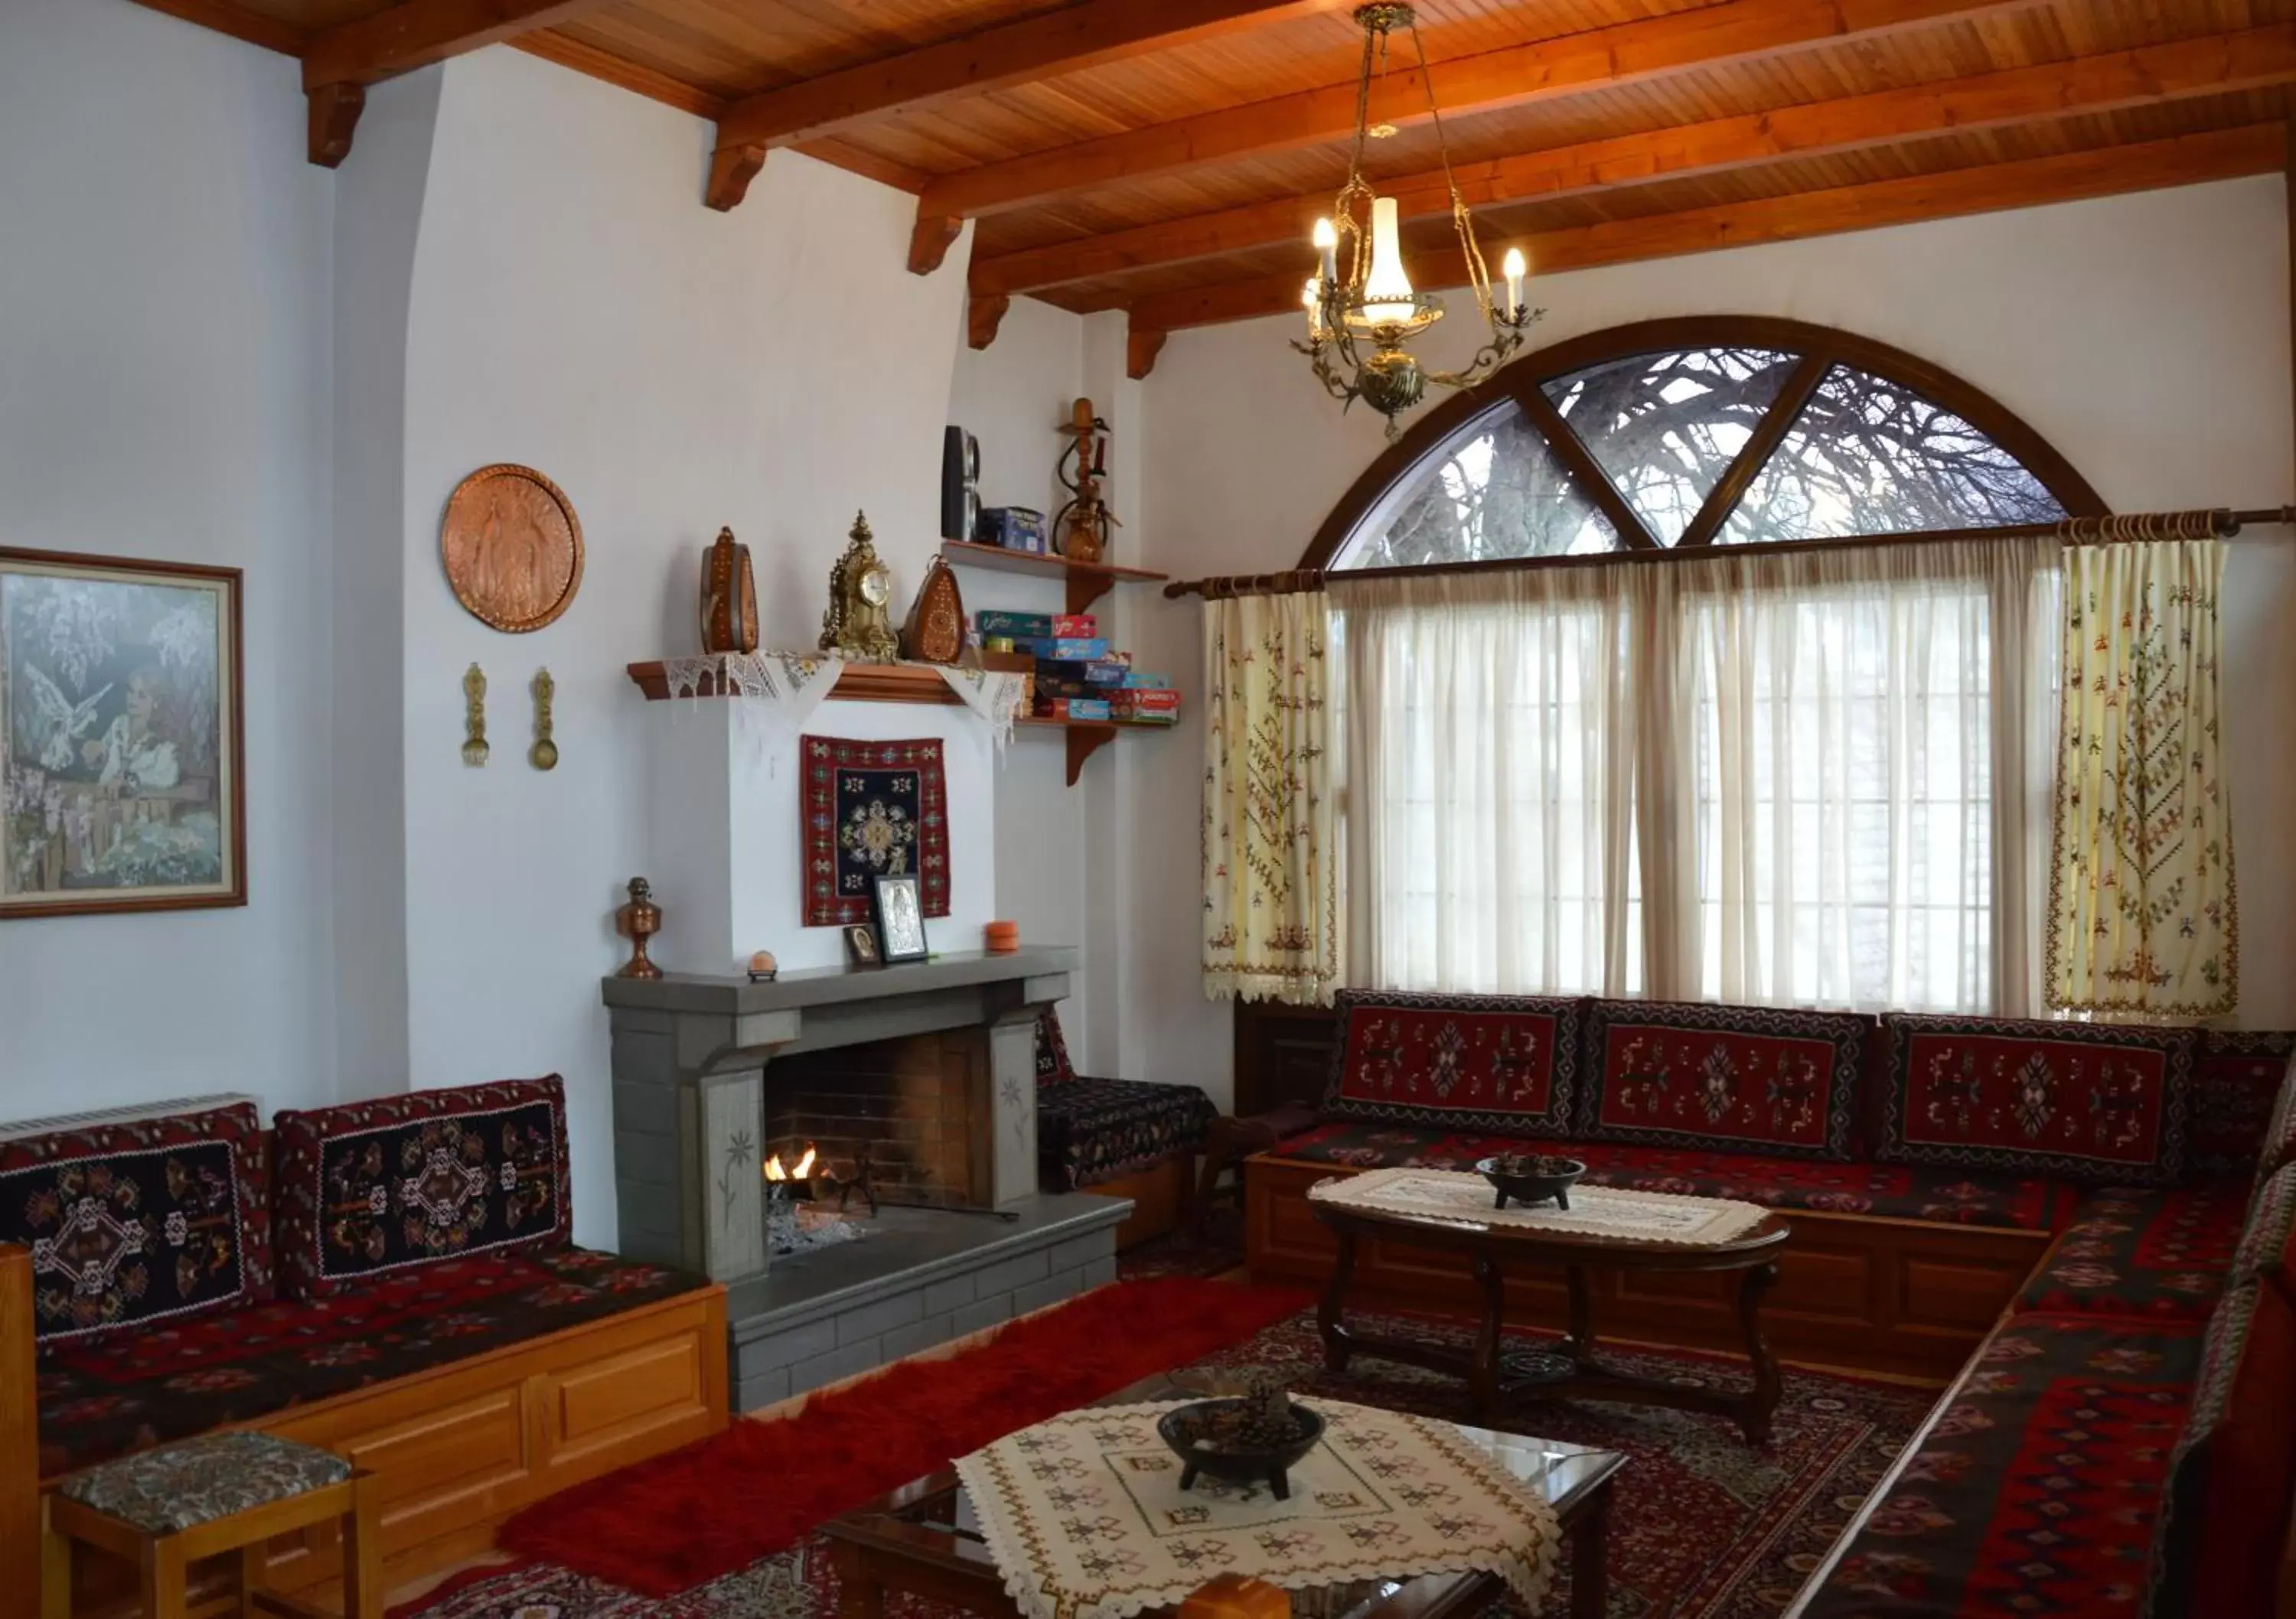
<box><xmin>2287</xmin><ymin>113</ymin><xmax>2295</xmax><ymax>490</ymax></box>
<box><xmin>1</xmin><ymin>1248</ymin><xmax>37</xmax><ymax>1614</ymax></box>
<box><xmin>968</xmin><ymin>295</ymin><xmax>1011</xmax><ymax>350</ymax></box>
<box><xmin>307</xmin><ymin>82</ymin><xmax>366</xmax><ymax>168</ymax></box>
<box><xmin>1127</xmin><ymin>327</ymin><xmax>1168</xmax><ymax>380</ymax></box>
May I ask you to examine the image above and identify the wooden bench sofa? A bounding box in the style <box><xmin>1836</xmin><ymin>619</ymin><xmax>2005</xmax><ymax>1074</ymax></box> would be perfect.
<box><xmin>1238</xmin><ymin>990</ymin><xmax>2296</xmax><ymax>1616</ymax></box>
<box><xmin>1240</xmin><ymin>992</ymin><xmax>2287</xmax><ymax>1379</ymax></box>
<box><xmin>1034</xmin><ymin>1008</ymin><xmax>1218</xmax><ymax>1249</ymax></box>
<box><xmin>4</xmin><ymin>1081</ymin><xmax>728</xmax><ymax>1612</ymax></box>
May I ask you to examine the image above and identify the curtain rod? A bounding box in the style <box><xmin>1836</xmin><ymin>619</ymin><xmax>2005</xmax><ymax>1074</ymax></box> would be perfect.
<box><xmin>1160</xmin><ymin>507</ymin><xmax>2296</xmax><ymax>601</ymax></box>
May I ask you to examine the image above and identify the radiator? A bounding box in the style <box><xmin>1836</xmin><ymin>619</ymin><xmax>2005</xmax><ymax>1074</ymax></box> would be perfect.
<box><xmin>0</xmin><ymin>1093</ymin><xmax>258</xmax><ymax>1142</ymax></box>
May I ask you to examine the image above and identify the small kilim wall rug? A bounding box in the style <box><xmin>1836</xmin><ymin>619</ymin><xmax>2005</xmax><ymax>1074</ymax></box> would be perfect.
<box><xmin>413</xmin><ymin>1294</ymin><xmax>1931</xmax><ymax>1619</ymax></box>
<box><xmin>801</xmin><ymin>735</ymin><xmax>950</xmax><ymax>927</ymax></box>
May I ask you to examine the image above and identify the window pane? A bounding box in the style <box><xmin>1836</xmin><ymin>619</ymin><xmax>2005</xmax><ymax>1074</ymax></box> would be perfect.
<box><xmin>1332</xmin><ymin>399</ymin><xmax>1616</xmax><ymax>568</ymax></box>
<box><xmin>1720</xmin><ymin>364</ymin><xmax>2067</xmax><ymax>544</ymax></box>
<box><xmin>1543</xmin><ymin>347</ymin><xmax>1803</xmax><ymax>545</ymax></box>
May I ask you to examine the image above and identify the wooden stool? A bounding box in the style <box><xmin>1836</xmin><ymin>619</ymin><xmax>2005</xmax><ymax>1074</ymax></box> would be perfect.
<box><xmin>41</xmin><ymin>1431</ymin><xmax>380</xmax><ymax>1619</ymax></box>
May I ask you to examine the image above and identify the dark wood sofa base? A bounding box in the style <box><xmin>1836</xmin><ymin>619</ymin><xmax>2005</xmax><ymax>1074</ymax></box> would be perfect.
<box><xmin>1247</xmin><ymin>1154</ymin><xmax>2049</xmax><ymax>1381</ymax></box>
<box><xmin>41</xmin><ymin>1283</ymin><xmax>729</xmax><ymax>1614</ymax></box>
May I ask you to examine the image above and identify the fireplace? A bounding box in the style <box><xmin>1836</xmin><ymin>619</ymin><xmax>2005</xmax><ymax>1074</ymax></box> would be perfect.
<box><xmin>602</xmin><ymin>946</ymin><xmax>1129</xmax><ymax>1410</ymax></box>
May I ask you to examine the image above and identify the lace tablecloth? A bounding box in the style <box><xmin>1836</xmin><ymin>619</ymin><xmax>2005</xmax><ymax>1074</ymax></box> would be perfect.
<box><xmin>954</xmin><ymin>1398</ymin><xmax>1561</xmax><ymax>1619</ymax></box>
<box><xmin>1309</xmin><ymin>1167</ymin><xmax>1768</xmax><ymax>1246</ymax></box>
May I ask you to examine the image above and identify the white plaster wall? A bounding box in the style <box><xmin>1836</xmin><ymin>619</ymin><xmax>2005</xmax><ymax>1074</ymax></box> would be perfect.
<box><xmin>1134</xmin><ymin>176</ymin><xmax>2296</xmax><ymax>1106</ymax></box>
<box><xmin>948</xmin><ymin>297</ymin><xmax>1097</xmax><ymax>1057</ymax></box>
<box><xmin>396</xmin><ymin>47</ymin><xmax>970</xmax><ymax>1244</ymax></box>
<box><xmin>0</xmin><ymin>0</ymin><xmax>338</xmax><ymax>1119</ymax></box>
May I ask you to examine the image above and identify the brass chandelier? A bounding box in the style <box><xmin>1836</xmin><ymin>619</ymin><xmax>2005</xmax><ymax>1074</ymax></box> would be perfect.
<box><xmin>1298</xmin><ymin>4</ymin><xmax>1541</xmax><ymax>434</ymax></box>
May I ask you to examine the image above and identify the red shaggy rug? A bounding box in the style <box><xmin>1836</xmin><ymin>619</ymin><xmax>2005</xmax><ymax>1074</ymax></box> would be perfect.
<box><xmin>418</xmin><ymin>1297</ymin><xmax>1934</xmax><ymax>1619</ymax></box>
<box><xmin>495</xmin><ymin>1275</ymin><xmax>1309</xmax><ymax>1596</ymax></box>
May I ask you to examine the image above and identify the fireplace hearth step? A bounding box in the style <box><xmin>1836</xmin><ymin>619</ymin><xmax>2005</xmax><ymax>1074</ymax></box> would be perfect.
<box><xmin>725</xmin><ymin>1191</ymin><xmax>1128</xmax><ymax>1411</ymax></box>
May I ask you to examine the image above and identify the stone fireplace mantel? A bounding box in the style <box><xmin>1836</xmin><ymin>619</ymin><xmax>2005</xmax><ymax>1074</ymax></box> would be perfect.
<box><xmin>603</xmin><ymin>947</ymin><xmax>1075</xmax><ymax>1288</ymax></box>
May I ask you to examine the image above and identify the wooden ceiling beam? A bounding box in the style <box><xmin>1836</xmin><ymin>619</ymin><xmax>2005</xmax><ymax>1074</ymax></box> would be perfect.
<box><xmin>920</xmin><ymin>0</ymin><xmax>2043</xmax><ymax>223</ymax></box>
<box><xmin>974</xmin><ymin>24</ymin><xmax>2296</xmax><ymax>297</ymax></box>
<box><xmin>1118</xmin><ymin>122</ymin><xmax>2285</xmax><ymax>331</ymax></box>
<box><xmin>714</xmin><ymin>0</ymin><xmax>1336</xmax><ymax>155</ymax></box>
<box><xmin>298</xmin><ymin>0</ymin><xmax>619</xmax><ymax>166</ymax></box>
<box><xmin>128</xmin><ymin>0</ymin><xmax>307</xmax><ymax>57</ymax></box>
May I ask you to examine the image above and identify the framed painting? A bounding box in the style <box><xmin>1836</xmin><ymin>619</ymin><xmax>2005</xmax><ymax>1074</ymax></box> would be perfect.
<box><xmin>1</xmin><ymin>549</ymin><xmax>245</xmax><ymax>919</ymax></box>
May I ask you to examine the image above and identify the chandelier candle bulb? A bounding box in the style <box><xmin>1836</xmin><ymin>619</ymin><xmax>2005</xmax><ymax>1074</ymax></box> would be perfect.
<box><xmin>1362</xmin><ymin>197</ymin><xmax>1416</xmax><ymax>324</ymax></box>
<box><xmin>1303</xmin><ymin>276</ymin><xmax>1325</xmax><ymax>340</ymax></box>
<box><xmin>1502</xmin><ymin>248</ymin><xmax>1526</xmax><ymax>319</ymax></box>
<box><xmin>1313</xmin><ymin>217</ymin><xmax>1339</xmax><ymax>284</ymax></box>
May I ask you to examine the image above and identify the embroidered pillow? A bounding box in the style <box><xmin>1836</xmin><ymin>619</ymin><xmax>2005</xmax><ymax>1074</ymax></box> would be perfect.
<box><xmin>1877</xmin><ymin>1015</ymin><xmax>2193</xmax><ymax>1187</ymax></box>
<box><xmin>2192</xmin><ymin>1031</ymin><xmax>2296</xmax><ymax>1180</ymax></box>
<box><xmin>1574</xmin><ymin>1001</ymin><xmax>1868</xmax><ymax>1161</ymax></box>
<box><xmin>1035</xmin><ymin>1009</ymin><xmax>1077</xmax><ymax>1086</ymax></box>
<box><xmin>1319</xmin><ymin>990</ymin><xmax>1581</xmax><ymax>1138</ymax></box>
<box><xmin>0</xmin><ymin>1098</ymin><xmax>270</xmax><ymax>1346</ymax></box>
<box><xmin>272</xmin><ymin>1077</ymin><xmax>572</xmax><ymax>1300</ymax></box>
<box><xmin>2254</xmin><ymin>1047</ymin><xmax>2296</xmax><ymax>1194</ymax></box>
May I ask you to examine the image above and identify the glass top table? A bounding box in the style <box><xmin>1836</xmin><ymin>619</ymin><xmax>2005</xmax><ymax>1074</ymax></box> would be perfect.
<box><xmin>818</xmin><ymin>1368</ymin><xmax>1623</xmax><ymax>1619</ymax></box>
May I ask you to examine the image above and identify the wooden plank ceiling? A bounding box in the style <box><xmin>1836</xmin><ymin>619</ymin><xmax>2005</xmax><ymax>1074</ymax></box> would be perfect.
<box><xmin>140</xmin><ymin>0</ymin><xmax>2293</xmax><ymax>366</ymax></box>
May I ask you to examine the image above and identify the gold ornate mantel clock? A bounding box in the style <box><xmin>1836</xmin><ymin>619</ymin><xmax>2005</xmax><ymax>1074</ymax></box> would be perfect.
<box><xmin>819</xmin><ymin>510</ymin><xmax>900</xmax><ymax>662</ymax></box>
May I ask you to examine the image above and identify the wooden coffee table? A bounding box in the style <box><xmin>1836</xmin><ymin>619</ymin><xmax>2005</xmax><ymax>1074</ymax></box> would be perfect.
<box><xmin>1312</xmin><ymin>1190</ymin><xmax>1792</xmax><ymax>1444</ymax></box>
<box><xmin>820</xmin><ymin>1369</ymin><xmax>1624</xmax><ymax>1619</ymax></box>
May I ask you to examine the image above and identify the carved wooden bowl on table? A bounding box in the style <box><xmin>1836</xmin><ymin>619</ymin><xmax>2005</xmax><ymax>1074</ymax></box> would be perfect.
<box><xmin>1475</xmin><ymin>1153</ymin><xmax>1588</xmax><ymax>1211</ymax></box>
<box><xmin>1156</xmin><ymin>1397</ymin><xmax>1327</xmax><ymax>1501</ymax></box>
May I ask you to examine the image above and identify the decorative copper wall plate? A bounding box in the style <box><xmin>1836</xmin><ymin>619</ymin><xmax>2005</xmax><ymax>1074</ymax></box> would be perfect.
<box><xmin>441</xmin><ymin>464</ymin><xmax>585</xmax><ymax>633</ymax></box>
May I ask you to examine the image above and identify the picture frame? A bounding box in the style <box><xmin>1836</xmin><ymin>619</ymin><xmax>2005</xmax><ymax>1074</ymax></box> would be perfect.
<box><xmin>871</xmin><ymin>873</ymin><xmax>929</xmax><ymax>964</ymax></box>
<box><xmin>2</xmin><ymin>549</ymin><xmax>246</xmax><ymax>920</ymax></box>
<box><xmin>843</xmin><ymin>924</ymin><xmax>882</xmax><ymax>968</ymax></box>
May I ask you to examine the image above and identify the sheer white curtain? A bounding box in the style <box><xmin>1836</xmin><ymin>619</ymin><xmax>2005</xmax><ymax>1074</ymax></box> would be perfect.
<box><xmin>1335</xmin><ymin>536</ymin><xmax>2060</xmax><ymax>1015</ymax></box>
<box><xmin>1339</xmin><ymin>568</ymin><xmax>1641</xmax><ymax>995</ymax></box>
<box><xmin>1658</xmin><ymin>539</ymin><xmax>2057</xmax><ymax>1012</ymax></box>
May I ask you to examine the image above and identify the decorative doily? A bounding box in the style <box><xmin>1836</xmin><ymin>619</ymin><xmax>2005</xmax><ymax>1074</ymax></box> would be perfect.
<box><xmin>1309</xmin><ymin>1168</ymin><xmax>1768</xmax><ymax>1246</ymax></box>
<box><xmin>936</xmin><ymin>665</ymin><xmax>1029</xmax><ymax>748</ymax></box>
<box><xmin>954</xmin><ymin>1398</ymin><xmax>1561</xmax><ymax>1619</ymax></box>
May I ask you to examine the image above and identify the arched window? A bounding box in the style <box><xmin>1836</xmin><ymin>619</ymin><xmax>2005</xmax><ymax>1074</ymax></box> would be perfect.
<box><xmin>1307</xmin><ymin>318</ymin><xmax>2103</xmax><ymax>570</ymax></box>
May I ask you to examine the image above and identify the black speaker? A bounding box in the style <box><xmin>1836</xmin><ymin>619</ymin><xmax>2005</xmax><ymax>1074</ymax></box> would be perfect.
<box><xmin>941</xmin><ymin>425</ymin><xmax>980</xmax><ymax>543</ymax></box>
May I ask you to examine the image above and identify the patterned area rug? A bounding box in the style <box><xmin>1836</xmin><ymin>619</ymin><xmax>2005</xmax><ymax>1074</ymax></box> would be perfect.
<box><xmin>403</xmin><ymin>1305</ymin><xmax>1932</xmax><ymax>1619</ymax></box>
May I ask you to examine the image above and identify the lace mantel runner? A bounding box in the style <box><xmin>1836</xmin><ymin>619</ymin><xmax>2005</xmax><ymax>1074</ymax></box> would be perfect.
<box><xmin>954</xmin><ymin>1398</ymin><xmax>1560</xmax><ymax>1619</ymax></box>
<box><xmin>1309</xmin><ymin>1168</ymin><xmax>1769</xmax><ymax>1246</ymax></box>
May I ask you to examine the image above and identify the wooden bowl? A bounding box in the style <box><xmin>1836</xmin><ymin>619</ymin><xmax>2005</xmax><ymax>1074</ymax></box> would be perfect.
<box><xmin>1155</xmin><ymin>1399</ymin><xmax>1326</xmax><ymax>1501</ymax></box>
<box><xmin>1475</xmin><ymin>1154</ymin><xmax>1587</xmax><ymax>1211</ymax></box>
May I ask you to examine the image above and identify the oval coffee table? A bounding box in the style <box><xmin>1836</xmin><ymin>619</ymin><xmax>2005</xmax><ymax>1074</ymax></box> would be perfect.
<box><xmin>1311</xmin><ymin>1186</ymin><xmax>1792</xmax><ymax>1445</ymax></box>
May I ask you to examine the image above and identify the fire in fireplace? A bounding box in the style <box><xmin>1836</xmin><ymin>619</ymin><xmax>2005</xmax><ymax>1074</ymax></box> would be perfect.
<box><xmin>762</xmin><ymin>1139</ymin><xmax>869</xmax><ymax>1258</ymax></box>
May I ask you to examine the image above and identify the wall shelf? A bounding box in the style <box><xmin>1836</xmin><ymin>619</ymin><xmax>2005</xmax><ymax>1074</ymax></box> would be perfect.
<box><xmin>625</xmin><ymin>656</ymin><xmax>1027</xmax><ymax>703</ymax></box>
<box><xmin>940</xmin><ymin>539</ymin><xmax>1168</xmax><ymax>617</ymax></box>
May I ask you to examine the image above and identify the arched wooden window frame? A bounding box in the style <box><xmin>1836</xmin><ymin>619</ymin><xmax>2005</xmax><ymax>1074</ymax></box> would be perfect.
<box><xmin>1297</xmin><ymin>316</ymin><xmax>2108</xmax><ymax>570</ymax></box>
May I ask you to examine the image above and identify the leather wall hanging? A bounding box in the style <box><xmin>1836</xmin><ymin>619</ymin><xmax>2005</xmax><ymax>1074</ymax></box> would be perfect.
<box><xmin>700</xmin><ymin>526</ymin><xmax>758</xmax><ymax>653</ymax></box>
<box><xmin>440</xmin><ymin>464</ymin><xmax>585</xmax><ymax>633</ymax></box>
<box><xmin>902</xmin><ymin>556</ymin><xmax>966</xmax><ymax>665</ymax></box>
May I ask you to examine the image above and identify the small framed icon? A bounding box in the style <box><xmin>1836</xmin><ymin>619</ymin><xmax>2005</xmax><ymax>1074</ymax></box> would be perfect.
<box><xmin>843</xmin><ymin>924</ymin><xmax>882</xmax><ymax>968</ymax></box>
<box><xmin>871</xmin><ymin>873</ymin><xmax>929</xmax><ymax>964</ymax></box>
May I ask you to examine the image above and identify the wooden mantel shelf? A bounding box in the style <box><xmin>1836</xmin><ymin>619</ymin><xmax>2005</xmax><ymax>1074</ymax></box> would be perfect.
<box><xmin>940</xmin><ymin>539</ymin><xmax>1167</xmax><ymax>617</ymax></box>
<box><xmin>625</xmin><ymin>660</ymin><xmax>969</xmax><ymax>703</ymax></box>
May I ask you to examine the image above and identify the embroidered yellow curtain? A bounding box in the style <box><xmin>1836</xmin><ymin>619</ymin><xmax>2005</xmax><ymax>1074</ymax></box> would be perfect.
<box><xmin>1201</xmin><ymin>590</ymin><xmax>1342</xmax><ymax>1004</ymax></box>
<box><xmin>2046</xmin><ymin>539</ymin><xmax>2236</xmax><ymax>1016</ymax></box>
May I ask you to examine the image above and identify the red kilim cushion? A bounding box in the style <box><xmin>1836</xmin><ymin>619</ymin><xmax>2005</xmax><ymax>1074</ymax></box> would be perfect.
<box><xmin>1318</xmin><ymin>990</ymin><xmax>1581</xmax><ymax>1138</ymax></box>
<box><xmin>272</xmin><ymin>1077</ymin><xmax>572</xmax><ymax>1301</ymax></box>
<box><xmin>0</xmin><ymin>1099</ymin><xmax>271</xmax><ymax>1347</ymax></box>
<box><xmin>1575</xmin><ymin>1001</ymin><xmax>1869</xmax><ymax>1161</ymax></box>
<box><xmin>1877</xmin><ymin>1015</ymin><xmax>2194</xmax><ymax>1187</ymax></box>
<box><xmin>2192</xmin><ymin>1031</ymin><xmax>2295</xmax><ymax>1178</ymax></box>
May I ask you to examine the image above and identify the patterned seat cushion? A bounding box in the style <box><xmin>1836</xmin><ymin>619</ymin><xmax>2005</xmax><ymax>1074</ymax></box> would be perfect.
<box><xmin>36</xmin><ymin>1246</ymin><xmax>705</xmax><ymax>1477</ymax></box>
<box><xmin>1038</xmin><ymin>1077</ymin><xmax>1217</xmax><ymax>1191</ymax></box>
<box><xmin>0</xmin><ymin>1099</ymin><xmax>272</xmax><ymax>1347</ymax></box>
<box><xmin>1318</xmin><ymin>990</ymin><xmax>1583</xmax><ymax>1138</ymax></box>
<box><xmin>1799</xmin><ymin>1312</ymin><xmax>2205</xmax><ymax>1619</ymax></box>
<box><xmin>1269</xmin><ymin>1122</ymin><xmax>2069</xmax><ymax>1230</ymax></box>
<box><xmin>2191</xmin><ymin>1031</ymin><xmax>2295</xmax><ymax>1179</ymax></box>
<box><xmin>2014</xmin><ymin>1182</ymin><xmax>2251</xmax><ymax>1322</ymax></box>
<box><xmin>1035</xmin><ymin>1009</ymin><xmax>1077</xmax><ymax>1086</ymax></box>
<box><xmin>1876</xmin><ymin>1015</ymin><xmax>2197</xmax><ymax>1188</ymax></box>
<box><xmin>60</xmin><ymin>1430</ymin><xmax>348</xmax><ymax>1533</ymax></box>
<box><xmin>272</xmin><ymin>1076</ymin><xmax>572</xmax><ymax>1300</ymax></box>
<box><xmin>1576</xmin><ymin>1001</ymin><xmax>1870</xmax><ymax>1161</ymax></box>
<box><xmin>2144</xmin><ymin>1273</ymin><xmax>2296</xmax><ymax>1617</ymax></box>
